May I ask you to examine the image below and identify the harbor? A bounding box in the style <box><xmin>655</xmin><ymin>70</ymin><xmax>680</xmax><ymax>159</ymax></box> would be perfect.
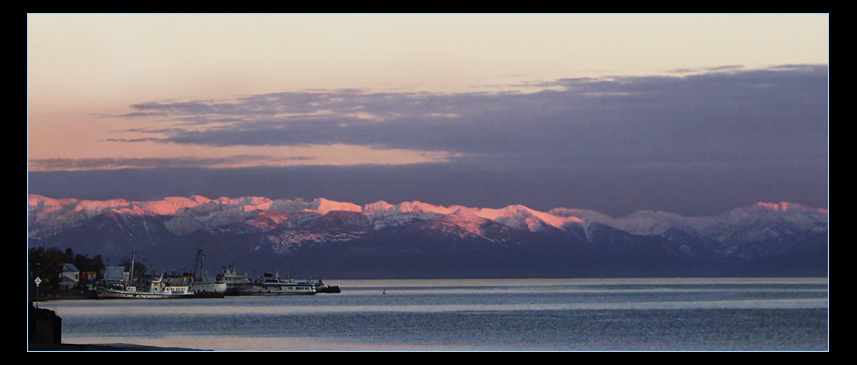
<box><xmin>28</xmin><ymin>248</ymin><xmax>342</xmax><ymax>350</ymax></box>
<box><xmin>29</xmin><ymin>249</ymin><xmax>341</xmax><ymax>302</ymax></box>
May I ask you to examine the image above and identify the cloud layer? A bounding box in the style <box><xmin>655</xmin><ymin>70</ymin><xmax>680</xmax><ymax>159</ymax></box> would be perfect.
<box><xmin>107</xmin><ymin>65</ymin><xmax>828</xmax><ymax>170</ymax></box>
<box><xmin>28</xmin><ymin>65</ymin><xmax>828</xmax><ymax>216</ymax></box>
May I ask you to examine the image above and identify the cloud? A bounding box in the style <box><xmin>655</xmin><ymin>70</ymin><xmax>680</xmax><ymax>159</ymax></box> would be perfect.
<box><xmin>29</xmin><ymin>64</ymin><xmax>829</xmax><ymax>216</ymax></box>
<box><xmin>28</xmin><ymin>155</ymin><xmax>316</xmax><ymax>171</ymax></box>
<box><xmin>110</xmin><ymin>64</ymin><xmax>827</xmax><ymax>174</ymax></box>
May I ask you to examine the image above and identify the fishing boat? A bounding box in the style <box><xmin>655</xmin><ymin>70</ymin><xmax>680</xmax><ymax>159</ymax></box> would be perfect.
<box><xmin>95</xmin><ymin>275</ymin><xmax>194</xmax><ymax>299</ymax></box>
<box><xmin>216</xmin><ymin>265</ymin><xmax>253</xmax><ymax>295</ymax></box>
<box><xmin>235</xmin><ymin>272</ymin><xmax>316</xmax><ymax>296</ymax></box>
<box><xmin>165</xmin><ymin>272</ymin><xmax>226</xmax><ymax>298</ymax></box>
<box><xmin>190</xmin><ymin>279</ymin><xmax>227</xmax><ymax>298</ymax></box>
<box><xmin>97</xmin><ymin>274</ymin><xmax>195</xmax><ymax>299</ymax></box>
<box><xmin>95</xmin><ymin>249</ymin><xmax>195</xmax><ymax>299</ymax></box>
<box><xmin>187</xmin><ymin>250</ymin><xmax>227</xmax><ymax>297</ymax></box>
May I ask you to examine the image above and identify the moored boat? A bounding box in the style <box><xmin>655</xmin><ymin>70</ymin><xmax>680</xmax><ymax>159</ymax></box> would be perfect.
<box><xmin>183</xmin><ymin>250</ymin><xmax>227</xmax><ymax>298</ymax></box>
<box><xmin>216</xmin><ymin>265</ymin><xmax>253</xmax><ymax>295</ymax></box>
<box><xmin>190</xmin><ymin>281</ymin><xmax>227</xmax><ymax>298</ymax></box>
<box><xmin>97</xmin><ymin>274</ymin><xmax>195</xmax><ymax>299</ymax></box>
<box><xmin>94</xmin><ymin>249</ymin><xmax>195</xmax><ymax>299</ymax></box>
<box><xmin>312</xmin><ymin>278</ymin><xmax>341</xmax><ymax>293</ymax></box>
<box><xmin>235</xmin><ymin>272</ymin><xmax>316</xmax><ymax>296</ymax></box>
<box><xmin>316</xmin><ymin>285</ymin><xmax>341</xmax><ymax>293</ymax></box>
<box><xmin>165</xmin><ymin>272</ymin><xmax>227</xmax><ymax>298</ymax></box>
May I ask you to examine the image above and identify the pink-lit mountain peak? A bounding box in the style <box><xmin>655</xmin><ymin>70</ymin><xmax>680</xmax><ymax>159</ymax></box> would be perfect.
<box><xmin>27</xmin><ymin>194</ymin><xmax>827</xmax><ymax>238</ymax></box>
<box><xmin>25</xmin><ymin>194</ymin><xmax>830</xmax><ymax>279</ymax></box>
<box><xmin>29</xmin><ymin>194</ymin><xmax>825</xmax><ymax>217</ymax></box>
<box><xmin>750</xmin><ymin>201</ymin><xmax>827</xmax><ymax>214</ymax></box>
<box><xmin>134</xmin><ymin>196</ymin><xmax>211</xmax><ymax>215</ymax></box>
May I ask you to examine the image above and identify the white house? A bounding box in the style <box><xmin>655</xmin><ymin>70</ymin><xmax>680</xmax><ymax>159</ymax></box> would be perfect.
<box><xmin>58</xmin><ymin>263</ymin><xmax>80</xmax><ymax>290</ymax></box>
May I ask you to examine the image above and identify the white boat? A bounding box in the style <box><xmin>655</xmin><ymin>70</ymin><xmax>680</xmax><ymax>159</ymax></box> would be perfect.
<box><xmin>235</xmin><ymin>272</ymin><xmax>316</xmax><ymax>296</ymax></box>
<box><xmin>186</xmin><ymin>250</ymin><xmax>227</xmax><ymax>297</ymax></box>
<box><xmin>165</xmin><ymin>272</ymin><xmax>227</xmax><ymax>298</ymax></box>
<box><xmin>95</xmin><ymin>249</ymin><xmax>195</xmax><ymax>299</ymax></box>
<box><xmin>97</xmin><ymin>274</ymin><xmax>195</xmax><ymax>299</ymax></box>
<box><xmin>216</xmin><ymin>265</ymin><xmax>253</xmax><ymax>295</ymax></box>
<box><xmin>190</xmin><ymin>281</ymin><xmax>227</xmax><ymax>297</ymax></box>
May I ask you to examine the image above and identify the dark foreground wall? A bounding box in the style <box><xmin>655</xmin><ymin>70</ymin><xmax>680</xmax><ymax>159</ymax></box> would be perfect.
<box><xmin>29</xmin><ymin>303</ymin><xmax>61</xmax><ymax>347</ymax></box>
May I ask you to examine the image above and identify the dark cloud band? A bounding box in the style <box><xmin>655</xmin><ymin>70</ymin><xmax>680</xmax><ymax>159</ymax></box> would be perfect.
<box><xmin>113</xmin><ymin>65</ymin><xmax>828</xmax><ymax>171</ymax></box>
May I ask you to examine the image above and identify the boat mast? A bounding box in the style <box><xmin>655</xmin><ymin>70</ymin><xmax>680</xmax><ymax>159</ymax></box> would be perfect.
<box><xmin>129</xmin><ymin>248</ymin><xmax>136</xmax><ymax>286</ymax></box>
<box><xmin>194</xmin><ymin>249</ymin><xmax>205</xmax><ymax>281</ymax></box>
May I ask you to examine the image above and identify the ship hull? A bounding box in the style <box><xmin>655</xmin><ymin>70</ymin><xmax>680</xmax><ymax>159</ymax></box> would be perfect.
<box><xmin>234</xmin><ymin>283</ymin><xmax>316</xmax><ymax>296</ymax></box>
<box><xmin>191</xmin><ymin>282</ymin><xmax>227</xmax><ymax>297</ymax></box>
<box><xmin>95</xmin><ymin>287</ymin><xmax>195</xmax><ymax>299</ymax></box>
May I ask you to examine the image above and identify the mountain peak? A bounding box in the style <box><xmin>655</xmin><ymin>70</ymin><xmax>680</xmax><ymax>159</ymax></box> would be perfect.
<box><xmin>27</xmin><ymin>194</ymin><xmax>829</xmax><ymax>278</ymax></box>
<box><xmin>311</xmin><ymin>198</ymin><xmax>362</xmax><ymax>214</ymax></box>
<box><xmin>395</xmin><ymin>201</ymin><xmax>453</xmax><ymax>215</ymax></box>
<box><xmin>748</xmin><ymin>201</ymin><xmax>827</xmax><ymax>214</ymax></box>
<box><xmin>27</xmin><ymin>194</ymin><xmax>828</xmax><ymax>238</ymax></box>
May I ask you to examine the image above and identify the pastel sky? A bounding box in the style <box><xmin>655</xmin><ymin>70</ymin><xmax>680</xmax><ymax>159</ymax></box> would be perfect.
<box><xmin>27</xmin><ymin>14</ymin><xmax>829</xmax><ymax>216</ymax></box>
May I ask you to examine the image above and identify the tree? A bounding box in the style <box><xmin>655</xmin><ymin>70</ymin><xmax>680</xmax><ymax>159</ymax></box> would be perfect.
<box><xmin>28</xmin><ymin>247</ymin><xmax>106</xmax><ymax>280</ymax></box>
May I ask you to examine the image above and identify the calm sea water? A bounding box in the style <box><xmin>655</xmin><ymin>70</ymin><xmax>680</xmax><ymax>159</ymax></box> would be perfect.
<box><xmin>37</xmin><ymin>278</ymin><xmax>828</xmax><ymax>351</ymax></box>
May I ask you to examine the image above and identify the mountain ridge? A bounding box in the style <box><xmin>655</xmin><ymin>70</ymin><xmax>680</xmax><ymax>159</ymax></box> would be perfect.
<box><xmin>27</xmin><ymin>194</ymin><xmax>828</xmax><ymax>279</ymax></box>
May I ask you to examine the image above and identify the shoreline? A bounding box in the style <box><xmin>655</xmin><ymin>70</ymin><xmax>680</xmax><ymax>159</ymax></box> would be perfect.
<box><xmin>28</xmin><ymin>342</ymin><xmax>210</xmax><ymax>351</ymax></box>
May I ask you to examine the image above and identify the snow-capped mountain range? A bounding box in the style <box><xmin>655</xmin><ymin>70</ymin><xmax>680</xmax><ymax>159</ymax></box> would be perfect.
<box><xmin>27</xmin><ymin>194</ymin><xmax>828</xmax><ymax>278</ymax></box>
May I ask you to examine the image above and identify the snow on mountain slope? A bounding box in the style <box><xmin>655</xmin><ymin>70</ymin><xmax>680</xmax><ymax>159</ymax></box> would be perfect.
<box><xmin>27</xmin><ymin>194</ymin><xmax>828</xmax><ymax>245</ymax></box>
<box><xmin>268</xmin><ymin>197</ymin><xmax>358</xmax><ymax>214</ymax></box>
<box><xmin>133</xmin><ymin>195</ymin><xmax>211</xmax><ymax>215</ymax></box>
<box><xmin>690</xmin><ymin>202</ymin><xmax>829</xmax><ymax>243</ymax></box>
<box><xmin>549</xmin><ymin>202</ymin><xmax>828</xmax><ymax>241</ymax></box>
<box><xmin>611</xmin><ymin>210</ymin><xmax>694</xmax><ymax>236</ymax></box>
<box><xmin>424</xmin><ymin>208</ymin><xmax>493</xmax><ymax>239</ymax></box>
<box><xmin>28</xmin><ymin>195</ymin><xmax>139</xmax><ymax>237</ymax></box>
<box><xmin>467</xmin><ymin>205</ymin><xmax>581</xmax><ymax>232</ymax></box>
<box><xmin>361</xmin><ymin>200</ymin><xmax>457</xmax><ymax>229</ymax></box>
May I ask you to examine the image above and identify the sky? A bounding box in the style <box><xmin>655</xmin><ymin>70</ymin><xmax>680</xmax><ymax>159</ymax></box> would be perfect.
<box><xmin>27</xmin><ymin>14</ymin><xmax>829</xmax><ymax>217</ymax></box>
